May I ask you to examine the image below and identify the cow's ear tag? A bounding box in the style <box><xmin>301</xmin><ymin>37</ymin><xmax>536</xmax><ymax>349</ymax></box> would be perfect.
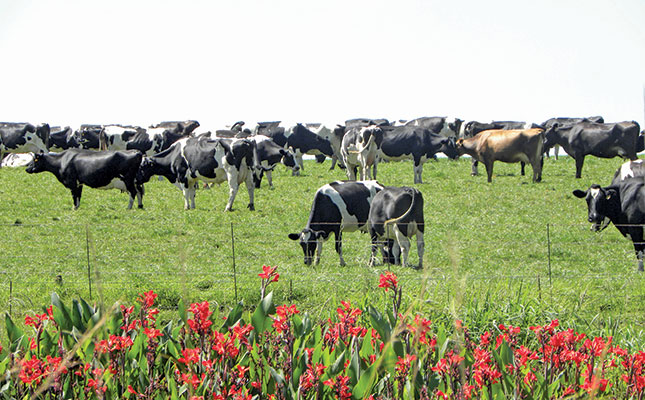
<box><xmin>606</xmin><ymin>194</ymin><xmax>612</xmax><ymax>200</ymax></box>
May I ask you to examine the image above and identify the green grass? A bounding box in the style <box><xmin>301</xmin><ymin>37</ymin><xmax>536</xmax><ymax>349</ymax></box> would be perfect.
<box><xmin>1</xmin><ymin>155</ymin><xmax>645</xmax><ymax>348</ymax></box>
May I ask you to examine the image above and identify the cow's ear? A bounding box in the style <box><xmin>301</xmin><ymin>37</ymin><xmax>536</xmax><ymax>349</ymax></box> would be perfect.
<box><xmin>606</xmin><ymin>189</ymin><xmax>618</xmax><ymax>200</ymax></box>
<box><xmin>572</xmin><ymin>189</ymin><xmax>587</xmax><ymax>198</ymax></box>
<box><xmin>288</xmin><ymin>233</ymin><xmax>300</xmax><ymax>241</ymax></box>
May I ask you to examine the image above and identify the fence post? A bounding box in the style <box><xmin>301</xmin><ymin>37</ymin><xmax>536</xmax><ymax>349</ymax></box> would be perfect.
<box><xmin>231</xmin><ymin>222</ymin><xmax>238</xmax><ymax>303</ymax></box>
<box><xmin>86</xmin><ymin>225</ymin><xmax>92</xmax><ymax>300</ymax></box>
<box><xmin>547</xmin><ymin>223</ymin><xmax>552</xmax><ymax>287</ymax></box>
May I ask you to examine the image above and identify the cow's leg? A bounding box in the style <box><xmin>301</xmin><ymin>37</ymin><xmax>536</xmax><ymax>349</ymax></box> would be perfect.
<box><xmin>520</xmin><ymin>162</ymin><xmax>526</xmax><ymax>176</ymax></box>
<box><xmin>346</xmin><ymin>163</ymin><xmax>357</xmax><ymax>180</ymax></box>
<box><xmin>413</xmin><ymin>163</ymin><xmax>423</xmax><ymax>184</ymax></box>
<box><xmin>266</xmin><ymin>170</ymin><xmax>274</xmax><ymax>189</ymax></box>
<box><xmin>330</xmin><ymin>155</ymin><xmax>337</xmax><ymax>170</ymax></box>
<box><xmin>294</xmin><ymin>152</ymin><xmax>303</xmax><ymax>176</ymax></box>
<box><xmin>334</xmin><ymin>230</ymin><xmax>346</xmax><ymax>266</ymax></box>
<box><xmin>532</xmin><ymin>157</ymin><xmax>543</xmax><ymax>183</ymax></box>
<box><xmin>314</xmin><ymin>240</ymin><xmax>323</xmax><ymax>265</ymax></box>
<box><xmin>574</xmin><ymin>156</ymin><xmax>585</xmax><ymax>179</ymax></box>
<box><xmin>225</xmin><ymin>179</ymin><xmax>239</xmax><ymax>212</ymax></box>
<box><xmin>71</xmin><ymin>185</ymin><xmax>83</xmax><ymax>210</ymax></box>
<box><xmin>181</xmin><ymin>185</ymin><xmax>192</xmax><ymax>210</ymax></box>
<box><xmin>245</xmin><ymin>172</ymin><xmax>255</xmax><ymax>211</ymax></box>
<box><xmin>368</xmin><ymin>233</ymin><xmax>379</xmax><ymax>268</ymax></box>
<box><xmin>136</xmin><ymin>184</ymin><xmax>144</xmax><ymax>209</ymax></box>
<box><xmin>484</xmin><ymin>160</ymin><xmax>494</xmax><ymax>183</ymax></box>
<box><xmin>631</xmin><ymin>229</ymin><xmax>645</xmax><ymax>272</ymax></box>
<box><xmin>553</xmin><ymin>144</ymin><xmax>559</xmax><ymax>160</ymax></box>
<box><xmin>394</xmin><ymin>227</ymin><xmax>411</xmax><ymax>268</ymax></box>
<box><xmin>416</xmin><ymin>232</ymin><xmax>424</xmax><ymax>269</ymax></box>
<box><xmin>471</xmin><ymin>159</ymin><xmax>479</xmax><ymax>176</ymax></box>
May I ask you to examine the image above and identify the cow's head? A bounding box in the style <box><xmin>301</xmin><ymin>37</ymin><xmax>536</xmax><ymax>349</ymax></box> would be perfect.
<box><xmin>77</xmin><ymin>127</ymin><xmax>102</xmax><ymax>149</ymax></box>
<box><xmin>572</xmin><ymin>184</ymin><xmax>619</xmax><ymax>231</ymax></box>
<box><xmin>25</xmin><ymin>153</ymin><xmax>47</xmax><ymax>174</ymax></box>
<box><xmin>288</xmin><ymin>229</ymin><xmax>324</xmax><ymax>265</ymax></box>
<box><xmin>359</xmin><ymin>126</ymin><xmax>384</xmax><ymax>148</ymax></box>
<box><xmin>136</xmin><ymin>157</ymin><xmax>156</xmax><ymax>185</ymax></box>
<box><xmin>440</xmin><ymin>137</ymin><xmax>460</xmax><ymax>160</ymax></box>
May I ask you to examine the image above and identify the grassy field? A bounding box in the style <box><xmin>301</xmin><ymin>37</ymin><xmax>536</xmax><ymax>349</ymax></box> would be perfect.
<box><xmin>1</xmin><ymin>154</ymin><xmax>645</xmax><ymax>348</ymax></box>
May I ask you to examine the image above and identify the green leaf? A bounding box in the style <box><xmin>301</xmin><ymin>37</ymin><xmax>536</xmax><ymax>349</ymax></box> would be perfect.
<box><xmin>51</xmin><ymin>292</ymin><xmax>73</xmax><ymax>332</ymax></box>
<box><xmin>178</xmin><ymin>298</ymin><xmax>187</xmax><ymax>324</ymax></box>
<box><xmin>71</xmin><ymin>299</ymin><xmax>86</xmax><ymax>332</ymax></box>
<box><xmin>329</xmin><ymin>349</ymin><xmax>346</xmax><ymax>375</ymax></box>
<box><xmin>359</xmin><ymin>328</ymin><xmax>374</xmax><ymax>359</ymax></box>
<box><xmin>252</xmin><ymin>292</ymin><xmax>275</xmax><ymax>334</ymax></box>
<box><xmin>368</xmin><ymin>306</ymin><xmax>391</xmax><ymax>343</ymax></box>
<box><xmin>4</xmin><ymin>313</ymin><xmax>24</xmax><ymax>350</ymax></box>
<box><xmin>352</xmin><ymin>363</ymin><xmax>377</xmax><ymax>399</ymax></box>
<box><xmin>220</xmin><ymin>301</ymin><xmax>244</xmax><ymax>333</ymax></box>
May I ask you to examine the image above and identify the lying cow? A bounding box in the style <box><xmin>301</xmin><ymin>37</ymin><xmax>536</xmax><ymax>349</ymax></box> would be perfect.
<box><xmin>288</xmin><ymin>180</ymin><xmax>383</xmax><ymax>266</ymax></box>
<box><xmin>368</xmin><ymin>186</ymin><xmax>425</xmax><ymax>269</ymax></box>
<box><xmin>25</xmin><ymin>149</ymin><xmax>144</xmax><ymax>209</ymax></box>
<box><xmin>544</xmin><ymin>121</ymin><xmax>640</xmax><ymax>178</ymax></box>
<box><xmin>379</xmin><ymin>126</ymin><xmax>459</xmax><ymax>183</ymax></box>
<box><xmin>573</xmin><ymin>177</ymin><xmax>645</xmax><ymax>271</ymax></box>
<box><xmin>341</xmin><ymin>125</ymin><xmax>384</xmax><ymax>180</ymax></box>
<box><xmin>136</xmin><ymin>136</ymin><xmax>258</xmax><ymax>211</ymax></box>
<box><xmin>456</xmin><ymin>128</ymin><xmax>544</xmax><ymax>183</ymax></box>
<box><xmin>0</xmin><ymin>123</ymin><xmax>50</xmax><ymax>162</ymax></box>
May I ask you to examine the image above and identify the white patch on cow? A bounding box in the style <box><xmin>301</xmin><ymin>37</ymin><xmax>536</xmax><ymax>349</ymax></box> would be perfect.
<box><xmin>523</xmin><ymin>122</ymin><xmax>533</xmax><ymax>130</ymax></box>
<box><xmin>1</xmin><ymin>153</ymin><xmax>34</xmax><ymax>167</ymax></box>
<box><xmin>620</xmin><ymin>159</ymin><xmax>644</xmax><ymax>180</ymax></box>
<box><xmin>96</xmin><ymin>178</ymin><xmax>128</xmax><ymax>191</ymax></box>
<box><xmin>590</xmin><ymin>188</ymin><xmax>600</xmax><ymax>199</ymax></box>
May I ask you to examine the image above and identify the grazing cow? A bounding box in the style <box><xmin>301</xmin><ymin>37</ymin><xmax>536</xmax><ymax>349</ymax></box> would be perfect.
<box><xmin>288</xmin><ymin>180</ymin><xmax>383</xmax><ymax>266</ymax></box>
<box><xmin>303</xmin><ymin>123</ymin><xmax>346</xmax><ymax>169</ymax></box>
<box><xmin>573</xmin><ymin>178</ymin><xmax>645</xmax><ymax>271</ymax></box>
<box><xmin>258</xmin><ymin>123</ymin><xmax>334</xmax><ymax>174</ymax></box>
<box><xmin>250</xmin><ymin>135</ymin><xmax>298</xmax><ymax>188</ymax></box>
<box><xmin>0</xmin><ymin>123</ymin><xmax>50</xmax><ymax>161</ymax></box>
<box><xmin>25</xmin><ymin>149</ymin><xmax>144</xmax><ymax>209</ymax></box>
<box><xmin>456</xmin><ymin>128</ymin><xmax>544</xmax><ymax>183</ymax></box>
<box><xmin>540</xmin><ymin>116</ymin><xmax>604</xmax><ymax>159</ymax></box>
<box><xmin>368</xmin><ymin>186</ymin><xmax>425</xmax><ymax>269</ymax></box>
<box><xmin>544</xmin><ymin>121</ymin><xmax>640</xmax><ymax>178</ymax></box>
<box><xmin>379</xmin><ymin>126</ymin><xmax>459</xmax><ymax>183</ymax></box>
<box><xmin>149</xmin><ymin>120</ymin><xmax>200</xmax><ymax>136</ymax></box>
<box><xmin>136</xmin><ymin>136</ymin><xmax>258</xmax><ymax>211</ymax></box>
<box><xmin>341</xmin><ymin>125</ymin><xmax>384</xmax><ymax>180</ymax></box>
<box><xmin>404</xmin><ymin>116</ymin><xmax>464</xmax><ymax>138</ymax></box>
<box><xmin>48</xmin><ymin>126</ymin><xmax>80</xmax><ymax>151</ymax></box>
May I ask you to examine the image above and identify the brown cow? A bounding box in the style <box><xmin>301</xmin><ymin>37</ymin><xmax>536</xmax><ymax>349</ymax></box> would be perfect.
<box><xmin>456</xmin><ymin>128</ymin><xmax>544</xmax><ymax>183</ymax></box>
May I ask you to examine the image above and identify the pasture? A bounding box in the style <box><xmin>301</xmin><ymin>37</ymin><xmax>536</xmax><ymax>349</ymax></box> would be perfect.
<box><xmin>1</xmin><ymin>155</ymin><xmax>645</xmax><ymax>348</ymax></box>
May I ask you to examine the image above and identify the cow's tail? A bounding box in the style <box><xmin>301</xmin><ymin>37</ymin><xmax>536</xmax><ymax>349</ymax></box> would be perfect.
<box><xmin>99</xmin><ymin>128</ymin><xmax>108</xmax><ymax>151</ymax></box>
<box><xmin>383</xmin><ymin>188</ymin><xmax>419</xmax><ymax>230</ymax></box>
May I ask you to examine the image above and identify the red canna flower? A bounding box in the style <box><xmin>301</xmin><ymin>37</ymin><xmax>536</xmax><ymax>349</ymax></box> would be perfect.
<box><xmin>138</xmin><ymin>290</ymin><xmax>157</xmax><ymax>308</ymax></box>
<box><xmin>178</xmin><ymin>348</ymin><xmax>200</xmax><ymax>365</ymax></box>
<box><xmin>144</xmin><ymin>327</ymin><xmax>163</xmax><ymax>340</ymax></box>
<box><xmin>258</xmin><ymin>265</ymin><xmax>279</xmax><ymax>282</ymax></box>
<box><xmin>187</xmin><ymin>301</ymin><xmax>213</xmax><ymax>336</ymax></box>
<box><xmin>378</xmin><ymin>271</ymin><xmax>398</xmax><ymax>292</ymax></box>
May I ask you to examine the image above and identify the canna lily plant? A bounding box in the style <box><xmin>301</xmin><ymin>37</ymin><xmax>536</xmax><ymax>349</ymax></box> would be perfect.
<box><xmin>0</xmin><ymin>265</ymin><xmax>644</xmax><ymax>399</ymax></box>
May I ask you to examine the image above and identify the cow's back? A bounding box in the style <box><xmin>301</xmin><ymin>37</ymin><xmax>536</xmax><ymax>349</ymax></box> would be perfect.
<box><xmin>311</xmin><ymin>181</ymin><xmax>382</xmax><ymax>231</ymax></box>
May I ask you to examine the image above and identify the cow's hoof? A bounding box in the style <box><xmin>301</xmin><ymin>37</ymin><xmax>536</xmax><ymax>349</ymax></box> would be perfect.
<box><xmin>225</xmin><ymin>207</ymin><xmax>233</xmax><ymax>212</ymax></box>
<box><xmin>138</xmin><ymin>205</ymin><xmax>144</xmax><ymax>209</ymax></box>
<box><xmin>247</xmin><ymin>204</ymin><xmax>255</xmax><ymax>211</ymax></box>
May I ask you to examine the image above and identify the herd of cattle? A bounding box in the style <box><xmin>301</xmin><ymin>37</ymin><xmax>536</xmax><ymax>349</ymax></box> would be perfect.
<box><xmin>0</xmin><ymin>116</ymin><xmax>644</xmax><ymax>270</ymax></box>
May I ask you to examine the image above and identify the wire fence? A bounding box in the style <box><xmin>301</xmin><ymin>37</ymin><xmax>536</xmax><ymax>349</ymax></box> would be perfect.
<box><xmin>1</xmin><ymin>220</ymin><xmax>644</xmax><ymax>320</ymax></box>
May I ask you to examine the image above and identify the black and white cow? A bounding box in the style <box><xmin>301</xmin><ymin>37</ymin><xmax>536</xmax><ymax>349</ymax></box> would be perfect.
<box><xmin>540</xmin><ymin>116</ymin><xmax>604</xmax><ymax>159</ymax></box>
<box><xmin>136</xmin><ymin>136</ymin><xmax>258</xmax><ymax>211</ymax></box>
<box><xmin>0</xmin><ymin>123</ymin><xmax>50</xmax><ymax>161</ymax></box>
<box><xmin>341</xmin><ymin>125</ymin><xmax>384</xmax><ymax>180</ymax></box>
<box><xmin>368</xmin><ymin>186</ymin><xmax>425</xmax><ymax>269</ymax></box>
<box><xmin>48</xmin><ymin>126</ymin><xmax>80</xmax><ymax>151</ymax></box>
<box><xmin>404</xmin><ymin>116</ymin><xmax>464</xmax><ymax>138</ymax></box>
<box><xmin>98</xmin><ymin>125</ymin><xmax>146</xmax><ymax>151</ymax></box>
<box><xmin>25</xmin><ymin>149</ymin><xmax>144</xmax><ymax>209</ymax></box>
<box><xmin>250</xmin><ymin>135</ymin><xmax>298</xmax><ymax>188</ymax></box>
<box><xmin>288</xmin><ymin>180</ymin><xmax>383</xmax><ymax>266</ymax></box>
<box><xmin>379</xmin><ymin>126</ymin><xmax>459</xmax><ymax>183</ymax></box>
<box><xmin>257</xmin><ymin>123</ymin><xmax>334</xmax><ymax>174</ymax></box>
<box><xmin>544</xmin><ymin>121</ymin><xmax>640</xmax><ymax>178</ymax></box>
<box><xmin>125</xmin><ymin>126</ymin><xmax>190</xmax><ymax>155</ymax></box>
<box><xmin>76</xmin><ymin>125</ymin><xmax>105</xmax><ymax>149</ymax></box>
<box><xmin>573</xmin><ymin>177</ymin><xmax>645</xmax><ymax>271</ymax></box>
<box><xmin>345</xmin><ymin>118</ymin><xmax>390</xmax><ymax>128</ymax></box>
<box><xmin>148</xmin><ymin>120</ymin><xmax>200</xmax><ymax>136</ymax></box>
<box><xmin>303</xmin><ymin>123</ymin><xmax>346</xmax><ymax>169</ymax></box>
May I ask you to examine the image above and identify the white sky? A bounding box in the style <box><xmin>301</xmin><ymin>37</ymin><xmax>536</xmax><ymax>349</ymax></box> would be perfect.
<box><xmin>1</xmin><ymin>0</ymin><xmax>644</xmax><ymax>131</ymax></box>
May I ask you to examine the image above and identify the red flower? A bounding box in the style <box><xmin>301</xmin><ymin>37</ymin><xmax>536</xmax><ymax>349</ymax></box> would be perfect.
<box><xmin>144</xmin><ymin>327</ymin><xmax>163</xmax><ymax>340</ymax></box>
<box><xmin>258</xmin><ymin>265</ymin><xmax>279</xmax><ymax>282</ymax></box>
<box><xmin>378</xmin><ymin>271</ymin><xmax>398</xmax><ymax>292</ymax></box>
<box><xmin>178</xmin><ymin>348</ymin><xmax>200</xmax><ymax>365</ymax></box>
<box><xmin>187</xmin><ymin>301</ymin><xmax>213</xmax><ymax>336</ymax></box>
<box><xmin>127</xmin><ymin>385</ymin><xmax>139</xmax><ymax>395</ymax></box>
<box><xmin>138</xmin><ymin>290</ymin><xmax>157</xmax><ymax>308</ymax></box>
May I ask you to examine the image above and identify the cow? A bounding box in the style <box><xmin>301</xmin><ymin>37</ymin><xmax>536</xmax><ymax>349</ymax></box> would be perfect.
<box><xmin>345</xmin><ymin>118</ymin><xmax>390</xmax><ymax>128</ymax></box>
<box><xmin>257</xmin><ymin>122</ymin><xmax>334</xmax><ymax>174</ymax></box>
<box><xmin>48</xmin><ymin>126</ymin><xmax>80</xmax><ymax>151</ymax></box>
<box><xmin>0</xmin><ymin>123</ymin><xmax>50</xmax><ymax>162</ymax></box>
<box><xmin>98</xmin><ymin>125</ymin><xmax>145</xmax><ymax>151</ymax></box>
<box><xmin>148</xmin><ymin>120</ymin><xmax>200</xmax><ymax>136</ymax></box>
<box><xmin>250</xmin><ymin>135</ymin><xmax>299</xmax><ymax>188</ymax></box>
<box><xmin>573</xmin><ymin>177</ymin><xmax>645</xmax><ymax>271</ymax></box>
<box><xmin>76</xmin><ymin>125</ymin><xmax>105</xmax><ymax>149</ymax></box>
<box><xmin>25</xmin><ymin>149</ymin><xmax>144</xmax><ymax>209</ymax></box>
<box><xmin>124</xmin><ymin>126</ymin><xmax>190</xmax><ymax>155</ymax></box>
<box><xmin>303</xmin><ymin>123</ymin><xmax>346</xmax><ymax>169</ymax></box>
<box><xmin>404</xmin><ymin>116</ymin><xmax>464</xmax><ymax>138</ymax></box>
<box><xmin>456</xmin><ymin>128</ymin><xmax>545</xmax><ymax>183</ymax></box>
<box><xmin>368</xmin><ymin>186</ymin><xmax>424</xmax><ymax>269</ymax></box>
<box><xmin>288</xmin><ymin>180</ymin><xmax>383</xmax><ymax>266</ymax></box>
<box><xmin>543</xmin><ymin>121</ymin><xmax>640</xmax><ymax>178</ymax></box>
<box><xmin>378</xmin><ymin>125</ymin><xmax>459</xmax><ymax>183</ymax></box>
<box><xmin>341</xmin><ymin>125</ymin><xmax>384</xmax><ymax>180</ymax></box>
<box><xmin>540</xmin><ymin>116</ymin><xmax>604</xmax><ymax>159</ymax></box>
<box><xmin>136</xmin><ymin>136</ymin><xmax>258</xmax><ymax>211</ymax></box>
